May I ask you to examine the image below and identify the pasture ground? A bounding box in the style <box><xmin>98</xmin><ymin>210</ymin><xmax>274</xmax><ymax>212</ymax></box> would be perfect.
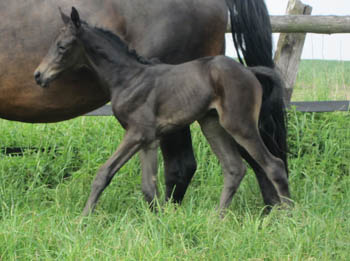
<box><xmin>0</xmin><ymin>60</ymin><xmax>350</xmax><ymax>260</ymax></box>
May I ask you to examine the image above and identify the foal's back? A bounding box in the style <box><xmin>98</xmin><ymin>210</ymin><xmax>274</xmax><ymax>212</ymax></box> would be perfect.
<box><xmin>148</xmin><ymin>56</ymin><xmax>262</xmax><ymax>135</ymax></box>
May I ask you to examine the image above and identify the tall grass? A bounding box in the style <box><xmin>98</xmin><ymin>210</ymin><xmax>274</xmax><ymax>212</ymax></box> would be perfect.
<box><xmin>293</xmin><ymin>60</ymin><xmax>350</xmax><ymax>101</ymax></box>
<box><xmin>0</xmin><ymin>60</ymin><xmax>350</xmax><ymax>260</ymax></box>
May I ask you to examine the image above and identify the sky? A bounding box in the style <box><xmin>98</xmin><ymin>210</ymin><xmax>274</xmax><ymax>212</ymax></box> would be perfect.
<box><xmin>225</xmin><ymin>0</ymin><xmax>350</xmax><ymax>61</ymax></box>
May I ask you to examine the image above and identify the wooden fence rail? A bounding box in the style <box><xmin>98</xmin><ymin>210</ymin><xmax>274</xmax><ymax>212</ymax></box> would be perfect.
<box><xmin>270</xmin><ymin>15</ymin><xmax>350</xmax><ymax>34</ymax></box>
<box><xmin>226</xmin><ymin>15</ymin><xmax>350</xmax><ymax>34</ymax></box>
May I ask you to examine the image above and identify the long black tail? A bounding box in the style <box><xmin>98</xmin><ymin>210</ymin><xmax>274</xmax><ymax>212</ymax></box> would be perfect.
<box><xmin>226</xmin><ymin>0</ymin><xmax>288</xmax><ymax>173</ymax></box>
<box><xmin>248</xmin><ymin>66</ymin><xmax>288</xmax><ymax>174</ymax></box>
<box><xmin>226</xmin><ymin>0</ymin><xmax>274</xmax><ymax>67</ymax></box>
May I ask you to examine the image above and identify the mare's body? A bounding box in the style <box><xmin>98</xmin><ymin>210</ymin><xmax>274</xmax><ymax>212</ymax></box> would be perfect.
<box><xmin>0</xmin><ymin>0</ymin><xmax>226</xmax><ymax>122</ymax></box>
<box><xmin>1</xmin><ymin>0</ymin><xmax>285</xmax><ymax>207</ymax></box>
<box><xmin>35</xmin><ymin>8</ymin><xmax>291</xmax><ymax>215</ymax></box>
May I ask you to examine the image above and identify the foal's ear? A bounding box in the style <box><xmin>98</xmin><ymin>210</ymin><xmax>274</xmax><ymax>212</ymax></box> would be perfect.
<box><xmin>59</xmin><ymin>7</ymin><xmax>70</xmax><ymax>25</ymax></box>
<box><xmin>71</xmin><ymin>7</ymin><xmax>81</xmax><ymax>29</ymax></box>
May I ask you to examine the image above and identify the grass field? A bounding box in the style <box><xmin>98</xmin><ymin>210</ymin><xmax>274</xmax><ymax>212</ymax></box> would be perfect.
<box><xmin>1</xmin><ymin>60</ymin><xmax>350</xmax><ymax>260</ymax></box>
<box><xmin>293</xmin><ymin>60</ymin><xmax>350</xmax><ymax>101</ymax></box>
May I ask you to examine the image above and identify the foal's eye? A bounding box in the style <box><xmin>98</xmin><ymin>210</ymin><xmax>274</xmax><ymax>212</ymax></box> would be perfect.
<box><xmin>58</xmin><ymin>46</ymin><xmax>66</xmax><ymax>53</ymax></box>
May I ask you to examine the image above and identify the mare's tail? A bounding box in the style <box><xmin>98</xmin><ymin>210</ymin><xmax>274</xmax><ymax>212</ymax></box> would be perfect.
<box><xmin>225</xmin><ymin>0</ymin><xmax>274</xmax><ymax>67</ymax></box>
<box><xmin>248</xmin><ymin>66</ymin><xmax>288</xmax><ymax>174</ymax></box>
<box><xmin>226</xmin><ymin>0</ymin><xmax>288</xmax><ymax>173</ymax></box>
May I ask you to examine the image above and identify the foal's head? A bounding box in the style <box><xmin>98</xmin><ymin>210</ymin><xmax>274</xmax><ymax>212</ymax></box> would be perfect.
<box><xmin>34</xmin><ymin>7</ymin><xmax>85</xmax><ymax>88</ymax></box>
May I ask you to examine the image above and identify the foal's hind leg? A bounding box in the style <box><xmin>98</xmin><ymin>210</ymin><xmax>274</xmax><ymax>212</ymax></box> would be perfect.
<box><xmin>199</xmin><ymin>113</ymin><xmax>246</xmax><ymax>212</ymax></box>
<box><xmin>82</xmin><ymin>130</ymin><xmax>144</xmax><ymax>216</ymax></box>
<box><xmin>139</xmin><ymin>141</ymin><xmax>159</xmax><ymax>208</ymax></box>
<box><xmin>239</xmin><ymin>149</ymin><xmax>281</xmax><ymax>208</ymax></box>
<box><xmin>219</xmin><ymin>116</ymin><xmax>291</xmax><ymax>205</ymax></box>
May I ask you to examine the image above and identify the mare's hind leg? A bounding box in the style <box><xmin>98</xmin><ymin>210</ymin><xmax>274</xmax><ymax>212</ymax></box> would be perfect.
<box><xmin>219</xmin><ymin>117</ymin><xmax>291</xmax><ymax>205</ymax></box>
<box><xmin>160</xmin><ymin>127</ymin><xmax>197</xmax><ymax>203</ymax></box>
<box><xmin>82</xmin><ymin>130</ymin><xmax>144</xmax><ymax>216</ymax></box>
<box><xmin>139</xmin><ymin>141</ymin><xmax>159</xmax><ymax>208</ymax></box>
<box><xmin>199</xmin><ymin>113</ymin><xmax>246</xmax><ymax>211</ymax></box>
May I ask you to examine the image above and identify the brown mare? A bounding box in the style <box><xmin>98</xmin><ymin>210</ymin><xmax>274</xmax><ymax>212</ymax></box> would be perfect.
<box><xmin>1</xmin><ymin>0</ymin><xmax>286</xmax><ymax>208</ymax></box>
<box><xmin>34</xmin><ymin>8</ymin><xmax>291</xmax><ymax>215</ymax></box>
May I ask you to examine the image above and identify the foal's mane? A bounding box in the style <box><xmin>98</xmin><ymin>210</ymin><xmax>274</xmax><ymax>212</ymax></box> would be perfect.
<box><xmin>88</xmin><ymin>24</ymin><xmax>153</xmax><ymax>65</ymax></box>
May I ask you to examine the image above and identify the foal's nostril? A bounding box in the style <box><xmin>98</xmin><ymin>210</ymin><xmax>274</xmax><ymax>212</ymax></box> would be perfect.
<box><xmin>34</xmin><ymin>71</ymin><xmax>41</xmax><ymax>84</ymax></box>
<box><xmin>34</xmin><ymin>71</ymin><xmax>41</xmax><ymax>79</ymax></box>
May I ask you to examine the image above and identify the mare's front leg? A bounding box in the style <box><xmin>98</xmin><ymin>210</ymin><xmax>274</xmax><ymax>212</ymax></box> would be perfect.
<box><xmin>82</xmin><ymin>130</ymin><xmax>144</xmax><ymax>216</ymax></box>
<box><xmin>139</xmin><ymin>141</ymin><xmax>159</xmax><ymax>208</ymax></box>
<box><xmin>160</xmin><ymin>127</ymin><xmax>197</xmax><ymax>204</ymax></box>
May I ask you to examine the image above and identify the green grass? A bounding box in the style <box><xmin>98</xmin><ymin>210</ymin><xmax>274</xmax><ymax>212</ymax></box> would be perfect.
<box><xmin>292</xmin><ymin>60</ymin><xmax>350</xmax><ymax>101</ymax></box>
<box><xmin>1</xmin><ymin>60</ymin><xmax>350</xmax><ymax>260</ymax></box>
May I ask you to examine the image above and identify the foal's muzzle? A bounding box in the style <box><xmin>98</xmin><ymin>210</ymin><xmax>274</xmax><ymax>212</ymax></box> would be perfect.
<box><xmin>34</xmin><ymin>70</ymin><xmax>49</xmax><ymax>88</ymax></box>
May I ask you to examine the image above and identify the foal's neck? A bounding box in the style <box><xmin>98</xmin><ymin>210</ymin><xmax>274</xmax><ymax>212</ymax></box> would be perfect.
<box><xmin>80</xmin><ymin>27</ymin><xmax>147</xmax><ymax>95</ymax></box>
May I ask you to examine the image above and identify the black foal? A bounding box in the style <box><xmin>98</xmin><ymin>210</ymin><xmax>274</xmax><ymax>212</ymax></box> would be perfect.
<box><xmin>34</xmin><ymin>8</ymin><xmax>291</xmax><ymax>215</ymax></box>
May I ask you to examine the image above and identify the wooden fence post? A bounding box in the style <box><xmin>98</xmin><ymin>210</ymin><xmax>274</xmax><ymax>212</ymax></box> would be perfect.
<box><xmin>274</xmin><ymin>0</ymin><xmax>312</xmax><ymax>104</ymax></box>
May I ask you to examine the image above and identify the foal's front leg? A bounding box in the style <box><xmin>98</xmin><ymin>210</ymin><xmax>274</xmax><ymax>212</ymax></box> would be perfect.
<box><xmin>82</xmin><ymin>130</ymin><xmax>144</xmax><ymax>216</ymax></box>
<box><xmin>140</xmin><ymin>141</ymin><xmax>159</xmax><ymax>207</ymax></box>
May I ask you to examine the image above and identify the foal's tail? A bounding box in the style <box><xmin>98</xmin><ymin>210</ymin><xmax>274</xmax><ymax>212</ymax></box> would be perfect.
<box><xmin>248</xmin><ymin>66</ymin><xmax>288</xmax><ymax>174</ymax></box>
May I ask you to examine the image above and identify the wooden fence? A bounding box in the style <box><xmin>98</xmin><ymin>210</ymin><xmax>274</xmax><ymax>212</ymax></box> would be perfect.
<box><xmin>270</xmin><ymin>15</ymin><xmax>350</xmax><ymax>34</ymax></box>
<box><xmin>227</xmin><ymin>15</ymin><xmax>350</xmax><ymax>34</ymax></box>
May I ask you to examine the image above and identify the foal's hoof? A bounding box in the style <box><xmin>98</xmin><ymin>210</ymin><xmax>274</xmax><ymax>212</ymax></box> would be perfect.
<box><xmin>272</xmin><ymin>199</ymin><xmax>295</xmax><ymax>218</ymax></box>
<box><xmin>280</xmin><ymin>197</ymin><xmax>294</xmax><ymax>209</ymax></box>
<box><xmin>262</xmin><ymin>198</ymin><xmax>294</xmax><ymax>215</ymax></box>
<box><xmin>81</xmin><ymin>207</ymin><xmax>94</xmax><ymax>217</ymax></box>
